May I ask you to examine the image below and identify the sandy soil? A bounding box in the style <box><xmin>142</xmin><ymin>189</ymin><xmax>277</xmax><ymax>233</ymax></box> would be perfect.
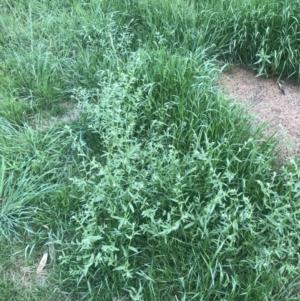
<box><xmin>218</xmin><ymin>66</ymin><xmax>300</xmax><ymax>159</ymax></box>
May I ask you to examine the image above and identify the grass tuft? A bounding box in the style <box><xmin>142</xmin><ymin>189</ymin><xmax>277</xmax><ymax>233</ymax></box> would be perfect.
<box><xmin>0</xmin><ymin>0</ymin><xmax>300</xmax><ymax>300</ymax></box>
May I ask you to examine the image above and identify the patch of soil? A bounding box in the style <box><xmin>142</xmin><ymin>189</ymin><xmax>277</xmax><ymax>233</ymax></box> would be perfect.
<box><xmin>28</xmin><ymin>102</ymin><xmax>80</xmax><ymax>131</ymax></box>
<box><xmin>218</xmin><ymin>66</ymin><xmax>300</xmax><ymax>159</ymax></box>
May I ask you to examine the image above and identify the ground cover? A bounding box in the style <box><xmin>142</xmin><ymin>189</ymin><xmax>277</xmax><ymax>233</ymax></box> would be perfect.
<box><xmin>0</xmin><ymin>0</ymin><xmax>300</xmax><ymax>300</ymax></box>
<box><xmin>218</xmin><ymin>66</ymin><xmax>300</xmax><ymax>159</ymax></box>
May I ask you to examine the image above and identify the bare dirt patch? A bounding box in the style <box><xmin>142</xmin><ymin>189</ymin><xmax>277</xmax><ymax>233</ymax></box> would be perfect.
<box><xmin>218</xmin><ymin>66</ymin><xmax>300</xmax><ymax>158</ymax></box>
<box><xmin>28</xmin><ymin>102</ymin><xmax>80</xmax><ymax>131</ymax></box>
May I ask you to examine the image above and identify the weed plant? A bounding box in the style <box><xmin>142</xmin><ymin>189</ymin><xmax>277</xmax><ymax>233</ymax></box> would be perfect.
<box><xmin>0</xmin><ymin>0</ymin><xmax>300</xmax><ymax>300</ymax></box>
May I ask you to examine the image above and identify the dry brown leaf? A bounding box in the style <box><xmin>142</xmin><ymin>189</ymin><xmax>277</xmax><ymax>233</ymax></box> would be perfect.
<box><xmin>36</xmin><ymin>252</ymin><xmax>48</xmax><ymax>274</ymax></box>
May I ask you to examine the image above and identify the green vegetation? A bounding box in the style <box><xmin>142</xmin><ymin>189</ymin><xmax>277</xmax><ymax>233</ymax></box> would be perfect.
<box><xmin>0</xmin><ymin>0</ymin><xmax>300</xmax><ymax>300</ymax></box>
<box><xmin>0</xmin><ymin>236</ymin><xmax>67</xmax><ymax>301</ymax></box>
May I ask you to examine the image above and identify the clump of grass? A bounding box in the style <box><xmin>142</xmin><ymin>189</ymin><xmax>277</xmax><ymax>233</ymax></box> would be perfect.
<box><xmin>56</xmin><ymin>50</ymin><xmax>300</xmax><ymax>300</ymax></box>
<box><xmin>0</xmin><ymin>117</ymin><xmax>82</xmax><ymax>238</ymax></box>
<box><xmin>200</xmin><ymin>0</ymin><xmax>300</xmax><ymax>80</ymax></box>
<box><xmin>0</xmin><ymin>96</ymin><xmax>29</xmax><ymax>125</ymax></box>
<box><xmin>0</xmin><ymin>0</ymin><xmax>300</xmax><ymax>301</ymax></box>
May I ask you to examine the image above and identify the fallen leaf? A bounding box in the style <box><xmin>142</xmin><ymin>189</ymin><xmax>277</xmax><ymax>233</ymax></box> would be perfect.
<box><xmin>36</xmin><ymin>253</ymin><xmax>48</xmax><ymax>274</ymax></box>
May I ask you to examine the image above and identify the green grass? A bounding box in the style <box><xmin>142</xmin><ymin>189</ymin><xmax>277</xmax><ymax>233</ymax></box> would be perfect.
<box><xmin>0</xmin><ymin>236</ymin><xmax>71</xmax><ymax>301</ymax></box>
<box><xmin>0</xmin><ymin>0</ymin><xmax>300</xmax><ymax>300</ymax></box>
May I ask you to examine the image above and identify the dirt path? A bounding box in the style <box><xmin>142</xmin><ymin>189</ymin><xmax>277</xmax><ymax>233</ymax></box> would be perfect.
<box><xmin>218</xmin><ymin>66</ymin><xmax>300</xmax><ymax>158</ymax></box>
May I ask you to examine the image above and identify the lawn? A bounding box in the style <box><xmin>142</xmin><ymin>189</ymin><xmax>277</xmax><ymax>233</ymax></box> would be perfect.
<box><xmin>1</xmin><ymin>0</ymin><xmax>300</xmax><ymax>300</ymax></box>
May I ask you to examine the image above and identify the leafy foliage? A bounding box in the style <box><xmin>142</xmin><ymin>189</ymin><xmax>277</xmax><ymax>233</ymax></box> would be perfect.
<box><xmin>0</xmin><ymin>0</ymin><xmax>300</xmax><ymax>300</ymax></box>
